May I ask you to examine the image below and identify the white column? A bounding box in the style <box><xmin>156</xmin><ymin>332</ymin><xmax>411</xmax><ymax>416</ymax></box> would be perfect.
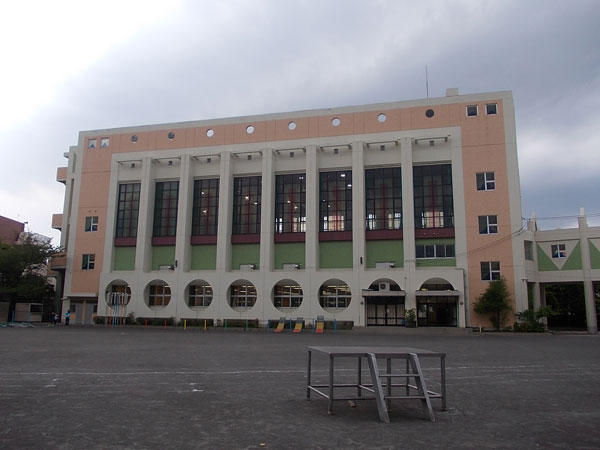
<box><xmin>351</xmin><ymin>141</ymin><xmax>365</xmax><ymax>326</ymax></box>
<box><xmin>400</xmin><ymin>137</ymin><xmax>416</xmax><ymax>311</ymax></box>
<box><xmin>260</xmin><ymin>149</ymin><xmax>274</xmax><ymax>271</ymax></box>
<box><xmin>305</xmin><ymin>145</ymin><xmax>319</xmax><ymax>271</ymax></box>
<box><xmin>578</xmin><ymin>211</ymin><xmax>598</xmax><ymax>333</ymax></box>
<box><xmin>216</xmin><ymin>152</ymin><xmax>233</xmax><ymax>272</ymax></box>
<box><xmin>135</xmin><ymin>157</ymin><xmax>154</xmax><ymax>273</ymax></box>
<box><xmin>175</xmin><ymin>154</ymin><xmax>192</xmax><ymax>272</ymax></box>
<box><xmin>351</xmin><ymin>141</ymin><xmax>365</xmax><ymax>270</ymax></box>
<box><xmin>305</xmin><ymin>145</ymin><xmax>319</xmax><ymax>323</ymax></box>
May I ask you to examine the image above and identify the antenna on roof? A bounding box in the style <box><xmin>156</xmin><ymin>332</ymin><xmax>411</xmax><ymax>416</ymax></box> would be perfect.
<box><xmin>425</xmin><ymin>66</ymin><xmax>429</xmax><ymax>99</ymax></box>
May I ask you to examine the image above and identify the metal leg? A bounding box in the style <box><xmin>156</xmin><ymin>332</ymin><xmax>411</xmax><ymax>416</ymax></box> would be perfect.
<box><xmin>367</xmin><ymin>353</ymin><xmax>390</xmax><ymax>424</ymax></box>
<box><xmin>408</xmin><ymin>353</ymin><xmax>435</xmax><ymax>422</ymax></box>
<box><xmin>357</xmin><ymin>356</ymin><xmax>362</xmax><ymax>398</ymax></box>
<box><xmin>441</xmin><ymin>355</ymin><xmax>447</xmax><ymax>411</ymax></box>
<box><xmin>328</xmin><ymin>355</ymin><xmax>334</xmax><ymax>415</ymax></box>
<box><xmin>306</xmin><ymin>350</ymin><xmax>312</xmax><ymax>399</ymax></box>
<box><xmin>405</xmin><ymin>358</ymin><xmax>410</xmax><ymax>396</ymax></box>
<box><xmin>386</xmin><ymin>358</ymin><xmax>392</xmax><ymax>410</ymax></box>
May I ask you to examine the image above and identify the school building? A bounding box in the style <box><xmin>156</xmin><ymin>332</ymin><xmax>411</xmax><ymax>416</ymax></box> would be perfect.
<box><xmin>50</xmin><ymin>89</ymin><xmax>599</xmax><ymax>332</ymax></box>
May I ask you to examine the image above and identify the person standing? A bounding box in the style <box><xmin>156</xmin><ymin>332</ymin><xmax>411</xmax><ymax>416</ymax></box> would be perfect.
<box><xmin>65</xmin><ymin>310</ymin><xmax>71</xmax><ymax>326</ymax></box>
<box><xmin>51</xmin><ymin>312</ymin><xmax>57</xmax><ymax>326</ymax></box>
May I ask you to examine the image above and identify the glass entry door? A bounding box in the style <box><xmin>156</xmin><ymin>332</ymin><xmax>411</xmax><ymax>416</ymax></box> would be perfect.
<box><xmin>366</xmin><ymin>298</ymin><xmax>405</xmax><ymax>326</ymax></box>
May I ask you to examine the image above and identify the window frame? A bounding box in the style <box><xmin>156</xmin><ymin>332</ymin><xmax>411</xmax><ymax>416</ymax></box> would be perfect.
<box><xmin>188</xmin><ymin>283</ymin><xmax>213</xmax><ymax>307</ymax></box>
<box><xmin>273</xmin><ymin>284</ymin><xmax>303</xmax><ymax>309</ymax></box>
<box><xmin>148</xmin><ymin>284</ymin><xmax>171</xmax><ymax>307</ymax></box>
<box><xmin>274</xmin><ymin>173</ymin><xmax>306</xmax><ymax>233</ymax></box>
<box><xmin>413</xmin><ymin>164</ymin><xmax>454</xmax><ymax>229</ymax></box>
<box><xmin>466</xmin><ymin>105</ymin><xmax>478</xmax><ymax>117</ymax></box>
<box><xmin>232</xmin><ymin>176</ymin><xmax>262</xmax><ymax>235</ymax></box>
<box><xmin>85</xmin><ymin>216</ymin><xmax>99</xmax><ymax>232</ymax></box>
<box><xmin>230</xmin><ymin>284</ymin><xmax>257</xmax><ymax>308</ymax></box>
<box><xmin>365</xmin><ymin>167</ymin><xmax>402</xmax><ymax>231</ymax></box>
<box><xmin>320</xmin><ymin>170</ymin><xmax>352</xmax><ymax>232</ymax></box>
<box><xmin>551</xmin><ymin>244</ymin><xmax>567</xmax><ymax>259</ymax></box>
<box><xmin>486</xmin><ymin>103</ymin><xmax>498</xmax><ymax>115</ymax></box>
<box><xmin>415</xmin><ymin>244</ymin><xmax>455</xmax><ymax>259</ymax></box>
<box><xmin>478</xmin><ymin>215</ymin><xmax>498</xmax><ymax>234</ymax></box>
<box><xmin>115</xmin><ymin>183</ymin><xmax>141</xmax><ymax>239</ymax></box>
<box><xmin>476</xmin><ymin>172</ymin><xmax>496</xmax><ymax>191</ymax></box>
<box><xmin>101</xmin><ymin>137</ymin><xmax>110</xmax><ymax>148</ymax></box>
<box><xmin>319</xmin><ymin>284</ymin><xmax>352</xmax><ymax>309</ymax></box>
<box><xmin>81</xmin><ymin>254</ymin><xmax>95</xmax><ymax>270</ymax></box>
<box><xmin>153</xmin><ymin>181</ymin><xmax>179</xmax><ymax>238</ymax></box>
<box><xmin>481</xmin><ymin>261</ymin><xmax>501</xmax><ymax>281</ymax></box>
<box><xmin>88</xmin><ymin>139</ymin><xmax>97</xmax><ymax>149</ymax></box>
<box><xmin>191</xmin><ymin>178</ymin><xmax>219</xmax><ymax>236</ymax></box>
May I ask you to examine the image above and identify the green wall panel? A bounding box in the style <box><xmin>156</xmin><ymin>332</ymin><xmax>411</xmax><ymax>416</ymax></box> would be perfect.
<box><xmin>537</xmin><ymin>244</ymin><xmax>559</xmax><ymax>271</ymax></box>
<box><xmin>190</xmin><ymin>245</ymin><xmax>217</xmax><ymax>270</ymax></box>
<box><xmin>231</xmin><ymin>244</ymin><xmax>260</xmax><ymax>270</ymax></box>
<box><xmin>113</xmin><ymin>247</ymin><xmax>135</xmax><ymax>271</ymax></box>
<box><xmin>151</xmin><ymin>246</ymin><xmax>175</xmax><ymax>270</ymax></box>
<box><xmin>365</xmin><ymin>240</ymin><xmax>403</xmax><ymax>268</ymax></box>
<box><xmin>590</xmin><ymin>241</ymin><xmax>600</xmax><ymax>269</ymax></box>
<box><xmin>319</xmin><ymin>241</ymin><xmax>353</xmax><ymax>269</ymax></box>
<box><xmin>274</xmin><ymin>243</ymin><xmax>305</xmax><ymax>269</ymax></box>
<box><xmin>562</xmin><ymin>242</ymin><xmax>582</xmax><ymax>270</ymax></box>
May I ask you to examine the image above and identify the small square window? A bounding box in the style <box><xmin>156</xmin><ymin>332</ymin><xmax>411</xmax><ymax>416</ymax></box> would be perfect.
<box><xmin>481</xmin><ymin>261</ymin><xmax>500</xmax><ymax>281</ymax></box>
<box><xmin>476</xmin><ymin>172</ymin><xmax>495</xmax><ymax>191</ymax></box>
<box><xmin>85</xmin><ymin>216</ymin><xmax>99</xmax><ymax>232</ymax></box>
<box><xmin>101</xmin><ymin>138</ymin><xmax>110</xmax><ymax>148</ymax></box>
<box><xmin>466</xmin><ymin>105</ymin><xmax>478</xmax><ymax>117</ymax></box>
<box><xmin>486</xmin><ymin>103</ymin><xmax>497</xmax><ymax>115</ymax></box>
<box><xmin>88</xmin><ymin>139</ymin><xmax>97</xmax><ymax>149</ymax></box>
<box><xmin>478</xmin><ymin>215</ymin><xmax>498</xmax><ymax>234</ymax></box>
<box><xmin>551</xmin><ymin>244</ymin><xmax>566</xmax><ymax>259</ymax></box>
<box><xmin>82</xmin><ymin>254</ymin><xmax>95</xmax><ymax>270</ymax></box>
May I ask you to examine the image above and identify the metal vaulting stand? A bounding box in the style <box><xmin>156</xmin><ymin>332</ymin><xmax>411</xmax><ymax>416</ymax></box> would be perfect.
<box><xmin>306</xmin><ymin>346</ymin><xmax>447</xmax><ymax>423</ymax></box>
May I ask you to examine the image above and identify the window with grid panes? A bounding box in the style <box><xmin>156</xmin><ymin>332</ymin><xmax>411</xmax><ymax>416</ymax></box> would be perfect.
<box><xmin>153</xmin><ymin>181</ymin><xmax>179</xmax><ymax>237</ymax></box>
<box><xmin>413</xmin><ymin>165</ymin><xmax>454</xmax><ymax>229</ymax></box>
<box><xmin>81</xmin><ymin>254</ymin><xmax>95</xmax><ymax>270</ymax></box>
<box><xmin>476</xmin><ymin>172</ymin><xmax>495</xmax><ymax>191</ymax></box>
<box><xmin>188</xmin><ymin>283</ymin><xmax>213</xmax><ymax>307</ymax></box>
<box><xmin>365</xmin><ymin>167</ymin><xmax>402</xmax><ymax>230</ymax></box>
<box><xmin>192</xmin><ymin>179</ymin><xmax>219</xmax><ymax>236</ymax></box>
<box><xmin>481</xmin><ymin>261</ymin><xmax>501</xmax><ymax>281</ymax></box>
<box><xmin>230</xmin><ymin>284</ymin><xmax>257</xmax><ymax>308</ymax></box>
<box><xmin>415</xmin><ymin>244</ymin><xmax>455</xmax><ymax>258</ymax></box>
<box><xmin>115</xmin><ymin>183</ymin><xmax>141</xmax><ymax>238</ymax></box>
<box><xmin>319</xmin><ymin>283</ymin><xmax>352</xmax><ymax>309</ymax></box>
<box><xmin>273</xmin><ymin>284</ymin><xmax>303</xmax><ymax>308</ymax></box>
<box><xmin>232</xmin><ymin>176</ymin><xmax>261</xmax><ymax>234</ymax></box>
<box><xmin>320</xmin><ymin>170</ymin><xmax>352</xmax><ymax>232</ymax></box>
<box><xmin>274</xmin><ymin>174</ymin><xmax>306</xmax><ymax>233</ymax></box>
<box><xmin>478</xmin><ymin>215</ymin><xmax>498</xmax><ymax>234</ymax></box>
<box><xmin>148</xmin><ymin>284</ymin><xmax>171</xmax><ymax>306</ymax></box>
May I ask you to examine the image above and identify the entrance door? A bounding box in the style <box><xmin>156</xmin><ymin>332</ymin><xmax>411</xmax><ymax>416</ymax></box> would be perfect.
<box><xmin>417</xmin><ymin>297</ymin><xmax>458</xmax><ymax>326</ymax></box>
<box><xmin>366</xmin><ymin>298</ymin><xmax>404</xmax><ymax>326</ymax></box>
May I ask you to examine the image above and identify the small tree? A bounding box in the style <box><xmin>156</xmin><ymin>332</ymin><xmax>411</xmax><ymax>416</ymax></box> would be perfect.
<box><xmin>474</xmin><ymin>277</ymin><xmax>512</xmax><ymax>330</ymax></box>
<box><xmin>0</xmin><ymin>235</ymin><xmax>59</xmax><ymax>318</ymax></box>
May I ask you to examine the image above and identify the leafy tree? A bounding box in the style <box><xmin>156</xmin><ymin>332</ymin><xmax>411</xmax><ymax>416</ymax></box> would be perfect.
<box><xmin>0</xmin><ymin>235</ymin><xmax>59</xmax><ymax>317</ymax></box>
<box><xmin>474</xmin><ymin>277</ymin><xmax>513</xmax><ymax>330</ymax></box>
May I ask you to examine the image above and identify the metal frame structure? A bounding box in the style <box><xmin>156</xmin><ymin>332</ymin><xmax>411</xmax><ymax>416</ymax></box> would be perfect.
<box><xmin>306</xmin><ymin>346</ymin><xmax>447</xmax><ymax>423</ymax></box>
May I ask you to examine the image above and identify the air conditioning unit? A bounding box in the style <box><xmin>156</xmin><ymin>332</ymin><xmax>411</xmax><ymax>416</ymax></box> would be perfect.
<box><xmin>240</xmin><ymin>264</ymin><xmax>257</xmax><ymax>270</ymax></box>
<box><xmin>375</xmin><ymin>261</ymin><xmax>395</xmax><ymax>269</ymax></box>
<box><xmin>282</xmin><ymin>263</ymin><xmax>301</xmax><ymax>270</ymax></box>
<box><xmin>379</xmin><ymin>281</ymin><xmax>391</xmax><ymax>292</ymax></box>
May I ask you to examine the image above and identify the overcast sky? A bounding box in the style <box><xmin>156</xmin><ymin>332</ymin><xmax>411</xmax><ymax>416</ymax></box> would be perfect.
<box><xmin>1</xmin><ymin>0</ymin><xmax>599</xmax><ymax>243</ymax></box>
